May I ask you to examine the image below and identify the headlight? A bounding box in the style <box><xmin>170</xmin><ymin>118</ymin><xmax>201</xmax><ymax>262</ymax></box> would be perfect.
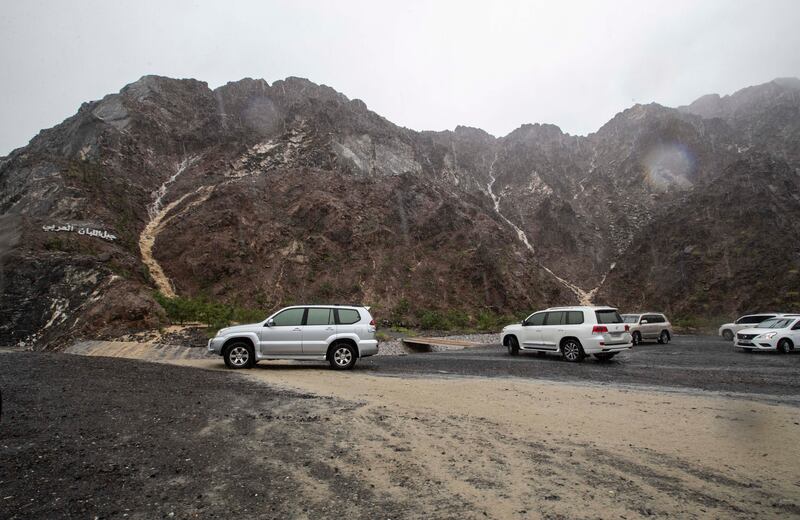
<box><xmin>761</xmin><ymin>332</ymin><xmax>777</xmax><ymax>339</ymax></box>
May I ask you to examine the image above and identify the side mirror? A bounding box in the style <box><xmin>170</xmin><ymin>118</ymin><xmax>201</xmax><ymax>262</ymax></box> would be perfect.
<box><xmin>265</xmin><ymin>318</ymin><xmax>275</xmax><ymax>327</ymax></box>
<box><xmin>521</xmin><ymin>321</ymin><xmax>527</xmax><ymax>327</ymax></box>
<box><xmin>641</xmin><ymin>320</ymin><xmax>648</xmax><ymax>324</ymax></box>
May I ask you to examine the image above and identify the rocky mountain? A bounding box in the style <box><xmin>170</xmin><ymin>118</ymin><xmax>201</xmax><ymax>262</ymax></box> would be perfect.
<box><xmin>1</xmin><ymin>76</ymin><xmax>799</xmax><ymax>348</ymax></box>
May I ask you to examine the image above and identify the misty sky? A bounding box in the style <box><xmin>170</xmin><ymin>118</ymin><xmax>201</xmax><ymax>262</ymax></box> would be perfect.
<box><xmin>2</xmin><ymin>0</ymin><xmax>799</xmax><ymax>155</ymax></box>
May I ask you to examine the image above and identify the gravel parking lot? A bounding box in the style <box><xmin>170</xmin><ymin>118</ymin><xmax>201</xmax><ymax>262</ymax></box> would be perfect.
<box><xmin>360</xmin><ymin>335</ymin><xmax>800</xmax><ymax>403</ymax></box>
<box><xmin>2</xmin><ymin>335</ymin><xmax>799</xmax><ymax>519</ymax></box>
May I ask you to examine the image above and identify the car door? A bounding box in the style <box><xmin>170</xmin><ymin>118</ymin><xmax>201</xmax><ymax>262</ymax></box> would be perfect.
<box><xmin>643</xmin><ymin>314</ymin><xmax>659</xmax><ymax>339</ymax></box>
<box><xmin>302</xmin><ymin>308</ymin><xmax>335</xmax><ymax>356</ymax></box>
<box><xmin>562</xmin><ymin>310</ymin><xmax>585</xmax><ymax>341</ymax></box>
<box><xmin>541</xmin><ymin>311</ymin><xmax>565</xmax><ymax>350</ymax></box>
<box><xmin>259</xmin><ymin>307</ymin><xmax>305</xmax><ymax>355</ymax></box>
<box><xmin>519</xmin><ymin>312</ymin><xmax>545</xmax><ymax>348</ymax></box>
<box><xmin>790</xmin><ymin>319</ymin><xmax>800</xmax><ymax>346</ymax></box>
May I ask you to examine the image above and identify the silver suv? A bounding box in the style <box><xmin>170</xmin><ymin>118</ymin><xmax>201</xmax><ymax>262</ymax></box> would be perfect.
<box><xmin>621</xmin><ymin>313</ymin><xmax>673</xmax><ymax>345</ymax></box>
<box><xmin>208</xmin><ymin>305</ymin><xmax>378</xmax><ymax>370</ymax></box>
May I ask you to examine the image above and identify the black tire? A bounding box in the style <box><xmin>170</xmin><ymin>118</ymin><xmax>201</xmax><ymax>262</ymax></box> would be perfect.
<box><xmin>657</xmin><ymin>330</ymin><xmax>670</xmax><ymax>344</ymax></box>
<box><xmin>506</xmin><ymin>336</ymin><xmax>520</xmax><ymax>356</ymax></box>
<box><xmin>778</xmin><ymin>339</ymin><xmax>793</xmax><ymax>354</ymax></box>
<box><xmin>722</xmin><ymin>329</ymin><xmax>734</xmax><ymax>341</ymax></box>
<box><xmin>561</xmin><ymin>339</ymin><xmax>585</xmax><ymax>362</ymax></box>
<box><xmin>594</xmin><ymin>353</ymin><xmax>617</xmax><ymax>362</ymax></box>
<box><xmin>329</xmin><ymin>342</ymin><xmax>357</xmax><ymax>370</ymax></box>
<box><xmin>632</xmin><ymin>332</ymin><xmax>642</xmax><ymax>346</ymax></box>
<box><xmin>223</xmin><ymin>341</ymin><xmax>255</xmax><ymax>369</ymax></box>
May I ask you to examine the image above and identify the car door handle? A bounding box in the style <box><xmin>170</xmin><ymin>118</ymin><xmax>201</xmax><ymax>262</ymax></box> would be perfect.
<box><xmin>292</xmin><ymin>328</ymin><xmax>302</xmax><ymax>332</ymax></box>
<box><xmin>325</xmin><ymin>327</ymin><xmax>334</xmax><ymax>331</ymax></box>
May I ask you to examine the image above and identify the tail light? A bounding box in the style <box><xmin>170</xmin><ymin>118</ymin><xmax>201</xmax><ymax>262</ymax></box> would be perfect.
<box><xmin>592</xmin><ymin>325</ymin><xmax>608</xmax><ymax>334</ymax></box>
<box><xmin>369</xmin><ymin>319</ymin><xmax>376</xmax><ymax>327</ymax></box>
<box><xmin>624</xmin><ymin>324</ymin><xmax>630</xmax><ymax>332</ymax></box>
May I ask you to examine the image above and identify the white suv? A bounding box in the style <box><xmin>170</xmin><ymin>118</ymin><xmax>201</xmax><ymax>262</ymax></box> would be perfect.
<box><xmin>501</xmin><ymin>306</ymin><xmax>632</xmax><ymax>362</ymax></box>
<box><xmin>208</xmin><ymin>305</ymin><xmax>378</xmax><ymax>370</ymax></box>
<box><xmin>718</xmin><ymin>313</ymin><xmax>781</xmax><ymax>341</ymax></box>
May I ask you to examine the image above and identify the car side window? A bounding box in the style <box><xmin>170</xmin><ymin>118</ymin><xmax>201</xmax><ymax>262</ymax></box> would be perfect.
<box><xmin>793</xmin><ymin>321</ymin><xmax>800</xmax><ymax>330</ymax></box>
<box><xmin>336</xmin><ymin>309</ymin><xmax>361</xmax><ymax>325</ymax></box>
<box><xmin>527</xmin><ymin>312</ymin><xmax>545</xmax><ymax>326</ymax></box>
<box><xmin>566</xmin><ymin>311</ymin><xmax>584</xmax><ymax>325</ymax></box>
<box><xmin>544</xmin><ymin>311</ymin><xmax>565</xmax><ymax>326</ymax></box>
<box><xmin>272</xmin><ymin>308</ymin><xmax>305</xmax><ymax>326</ymax></box>
<box><xmin>306</xmin><ymin>308</ymin><xmax>333</xmax><ymax>326</ymax></box>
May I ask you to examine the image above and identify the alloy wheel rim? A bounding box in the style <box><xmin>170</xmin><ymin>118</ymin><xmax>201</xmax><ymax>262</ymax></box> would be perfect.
<box><xmin>564</xmin><ymin>342</ymin><xmax>579</xmax><ymax>360</ymax></box>
<box><xmin>334</xmin><ymin>347</ymin><xmax>352</xmax><ymax>366</ymax></box>
<box><xmin>230</xmin><ymin>346</ymin><xmax>249</xmax><ymax>366</ymax></box>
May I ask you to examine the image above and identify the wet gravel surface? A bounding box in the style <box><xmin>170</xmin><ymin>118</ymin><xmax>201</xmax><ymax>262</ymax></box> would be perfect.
<box><xmin>361</xmin><ymin>335</ymin><xmax>800</xmax><ymax>403</ymax></box>
<box><xmin>0</xmin><ymin>353</ymin><xmax>424</xmax><ymax>519</ymax></box>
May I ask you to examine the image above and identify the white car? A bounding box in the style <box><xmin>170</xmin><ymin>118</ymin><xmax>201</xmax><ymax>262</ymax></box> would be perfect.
<box><xmin>501</xmin><ymin>306</ymin><xmax>632</xmax><ymax>362</ymax></box>
<box><xmin>718</xmin><ymin>313</ymin><xmax>781</xmax><ymax>341</ymax></box>
<box><xmin>208</xmin><ymin>305</ymin><xmax>378</xmax><ymax>369</ymax></box>
<box><xmin>734</xmin><ymin>316</ymin><xmax>800</xmax><ymax>352</ymax></box>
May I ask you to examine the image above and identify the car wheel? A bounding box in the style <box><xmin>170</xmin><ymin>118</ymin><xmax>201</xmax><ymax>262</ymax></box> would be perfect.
<box><xmin>561</xmin><ymin>339</ymin><xmax>585</xmax><ymax>362</ymax></box>
<box><xmin>224</xmin><ymin>342</ymin><xmax>255</xmax><ymax>369</ymax></box>
<box><xmin>506</xmin><ymin>336</ymin><xmax>520</xmax><ymax>356</ymax></box>
<box><xmin>778</xmin><ymin>339</ymin><xmax>793</xmax><ymax>354</ymax></box>
<box><xmin>632</xmin><ymin>332</ymin><xmax>642</xmax><ymax>346</ymax></box>
<box><xmin>594</xmin><ymin>353</ymin><xmax>616</xmax><ymax>362</ymax></box>
<box><xmin>329</xmin><ymin>342</ymin><xmax>357</xmax><ymax>370</ymax></box>
<box><xmin>722</xmin><ymin>330</ymin><xmax>734</xmax><ymax>341</ymax></box>
<box><xmin>657</xmin><ymin>331</ymin><xmax>670</xmax><ymax>344</ymax></box>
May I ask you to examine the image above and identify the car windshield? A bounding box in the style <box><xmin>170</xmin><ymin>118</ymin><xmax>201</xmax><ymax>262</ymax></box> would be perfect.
<box><xmin>622</xmin><ymin>315</ymin><xmax>639</xmax><ymax>323</ymax></box>
<box><xmin>756</xmin><ymin>318</ymin><xmax>792</xmax><ymax>328</ymax></box>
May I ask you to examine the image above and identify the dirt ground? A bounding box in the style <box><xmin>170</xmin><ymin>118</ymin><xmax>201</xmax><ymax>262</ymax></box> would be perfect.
<box><xmin>2</xmin><ymin>349</ymin><xmax>800</xmax><ymax>519</ymax></box>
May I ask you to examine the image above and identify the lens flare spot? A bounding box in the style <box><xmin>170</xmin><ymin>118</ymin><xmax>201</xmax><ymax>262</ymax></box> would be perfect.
<box><xmin>642</xmin><ymin>144</ymin><xmax>695</xmax><ymax>190</ymax></box>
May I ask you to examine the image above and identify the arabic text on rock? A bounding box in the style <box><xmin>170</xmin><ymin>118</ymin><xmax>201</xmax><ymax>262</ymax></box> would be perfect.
<box><xmin>42</xmin><ymin>224</ymin><xmax>117</xmax><ymax>242</ymax></box>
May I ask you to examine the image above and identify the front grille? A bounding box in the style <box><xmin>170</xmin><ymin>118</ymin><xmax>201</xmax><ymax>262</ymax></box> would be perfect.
<box><xmin>737</xmin><ymin>333</ymin><xmax>757</xmax><ymax>340</ymax></box>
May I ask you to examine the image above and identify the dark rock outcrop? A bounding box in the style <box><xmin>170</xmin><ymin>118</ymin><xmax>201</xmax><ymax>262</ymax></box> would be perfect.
<box><xmin>1</xmin><ymin>75</ymin><xmax>799</xmax><ymax>347</ymax></box>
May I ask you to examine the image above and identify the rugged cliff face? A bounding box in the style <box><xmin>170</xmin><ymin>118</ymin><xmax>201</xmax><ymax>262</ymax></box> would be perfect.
<box><xmin>1</xmin><ymin>75</ymin><xmax>799</xmax><ymax>347</ymax></box>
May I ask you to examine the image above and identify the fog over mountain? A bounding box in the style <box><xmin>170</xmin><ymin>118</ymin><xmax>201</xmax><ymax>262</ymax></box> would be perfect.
<box><xmin>1</xmin><ymin>74</ymin><xmax>799</xmax><ymax>347</ymax></box>
<box><xmin>3</xmin><ymin>1</ymin><xmax>800</xmax><ymax>155</ymax></box>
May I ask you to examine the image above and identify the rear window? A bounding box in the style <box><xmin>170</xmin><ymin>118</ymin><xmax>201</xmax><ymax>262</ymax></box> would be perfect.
<box><xmin>595</xmin><ymin>309</ymin><xmax>623</xmax><ymax>324</ymax></box>
<box><xmin>336</xmin><ymin>309</ymin><xmax>361</xmax><ymax>325</ymax></box>
<box><xmin>622</xmin><ymin>315</ymin><xmax>639</xmax><ymax>324</ymax></box>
